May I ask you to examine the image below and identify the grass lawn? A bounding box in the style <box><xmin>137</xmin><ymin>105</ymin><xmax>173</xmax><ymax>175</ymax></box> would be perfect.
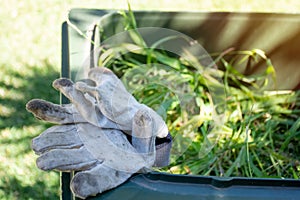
<box><xmin>1</xmin><ymin>0</ymin><xmax>300</xmax><ymax>199</ymax></box>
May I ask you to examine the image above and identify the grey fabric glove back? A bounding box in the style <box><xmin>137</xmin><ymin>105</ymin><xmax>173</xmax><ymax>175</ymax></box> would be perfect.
<box><xmin>26</xmin><ymin>67</ymin><xmax>172</xmax><ymax>199</ymax></box>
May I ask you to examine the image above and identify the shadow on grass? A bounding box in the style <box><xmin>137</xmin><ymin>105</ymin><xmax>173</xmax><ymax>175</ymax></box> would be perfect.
<box><xmin>0</xmin><ymin>61</ymin><xmax>60</xmax><ymax>130</ymax></box>
<box><xmin>0</xmin><ymin>61</ymin><xmax>61</xmax><ymax>199</ymax></box>
<box><xmin>0</xmin><ymin>175</ymin><xmax>59</xmax><ymax>200</ymax></box>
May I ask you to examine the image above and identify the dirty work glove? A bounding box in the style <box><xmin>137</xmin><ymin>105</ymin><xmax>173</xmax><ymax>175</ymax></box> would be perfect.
<box><xmin>26</xmin><ymin>99</ymin><xmax>158</xmax><ymax>199</ymax></box>
<box><xmin>26</xmin><ymin>67</ymin><xmax>171</xmax><ymax>198</ymax></box>
<box><xmin>27</xmin><ymin>66</ymin><xmax>169</xmax><ymax>164</ymax></box>
<box><xmin>50</xmin><ymin>67</ymin><xmax>168</xmax><ymax>160</ymax></box>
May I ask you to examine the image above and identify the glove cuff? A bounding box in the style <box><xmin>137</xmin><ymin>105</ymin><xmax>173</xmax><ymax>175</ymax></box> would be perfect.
<box><xmin>153</xmin><ymin>133</ymin><xmax>172</xmax><ymax>167</ymax></box>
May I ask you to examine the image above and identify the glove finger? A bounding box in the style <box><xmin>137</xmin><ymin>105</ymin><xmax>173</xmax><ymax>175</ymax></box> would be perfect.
<box><xmin>70</xmin><ymin>164</ymin><xmax>132</xmax><ymax>199</ymax></box>
<box><xmin>87</xmin><ymin>67</ymin><xmax>121</xmax><ymax>88</ymax></box>
<box><xmin>32</xmin><ymin>124</ymin><xmax>83</xmax><ymax>155</ymax></box>
<box><xmin>75</xmin><ymin>81</ymin><xmax>129</xmax><ymax>130</ymax></box>
<box><xmin>52</xmin><ymin>78</ymin><xmax>97</xmax><ymax>122</ymax></box>
<box><xmin>146</xmin><ymin>106</ymin><xmax>169</xmax><ymax>138</ymax></box>
<box><xmin>132</xmin><ymin>107</ymin><xmax>156</xmax><ymax>166</ymax></box>
<box><xmin>52</xmin><ymin>78</ymin><xmax>118</xmax><ymax>129</ymax></box>
<box><xmin>84</xmin><ymin>67</ymin><xmax>140</xmax><ymax>129</ymax></box>
<box><xmin>36</xmin><ymin>146</ymin><xmax>100</xmax><ymax>171</ymax></box>
<box><xmin>26</xmin><ymin>99</ymin><xmax>86</xmax><ymax>124</ymax></box>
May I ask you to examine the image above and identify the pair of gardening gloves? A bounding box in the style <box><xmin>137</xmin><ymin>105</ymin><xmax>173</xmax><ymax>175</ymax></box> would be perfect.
<box><xmin>26</xmin><ymin>67</ymin><xmax>172</xmax><ymax>199</ymax></box>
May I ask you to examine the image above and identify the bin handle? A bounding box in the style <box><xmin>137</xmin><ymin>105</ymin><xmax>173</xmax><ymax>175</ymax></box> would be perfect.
<box><xmin>87</xmin><ymin>23</ymin><xmax>100</xmax><ymax>69</ymax></box>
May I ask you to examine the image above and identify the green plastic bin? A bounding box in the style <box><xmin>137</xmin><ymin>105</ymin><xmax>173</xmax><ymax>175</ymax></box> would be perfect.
<box><xmin>61</xmin><ymin>9</ymin><xmax>300</xmax><ymax>200</ymax></box>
